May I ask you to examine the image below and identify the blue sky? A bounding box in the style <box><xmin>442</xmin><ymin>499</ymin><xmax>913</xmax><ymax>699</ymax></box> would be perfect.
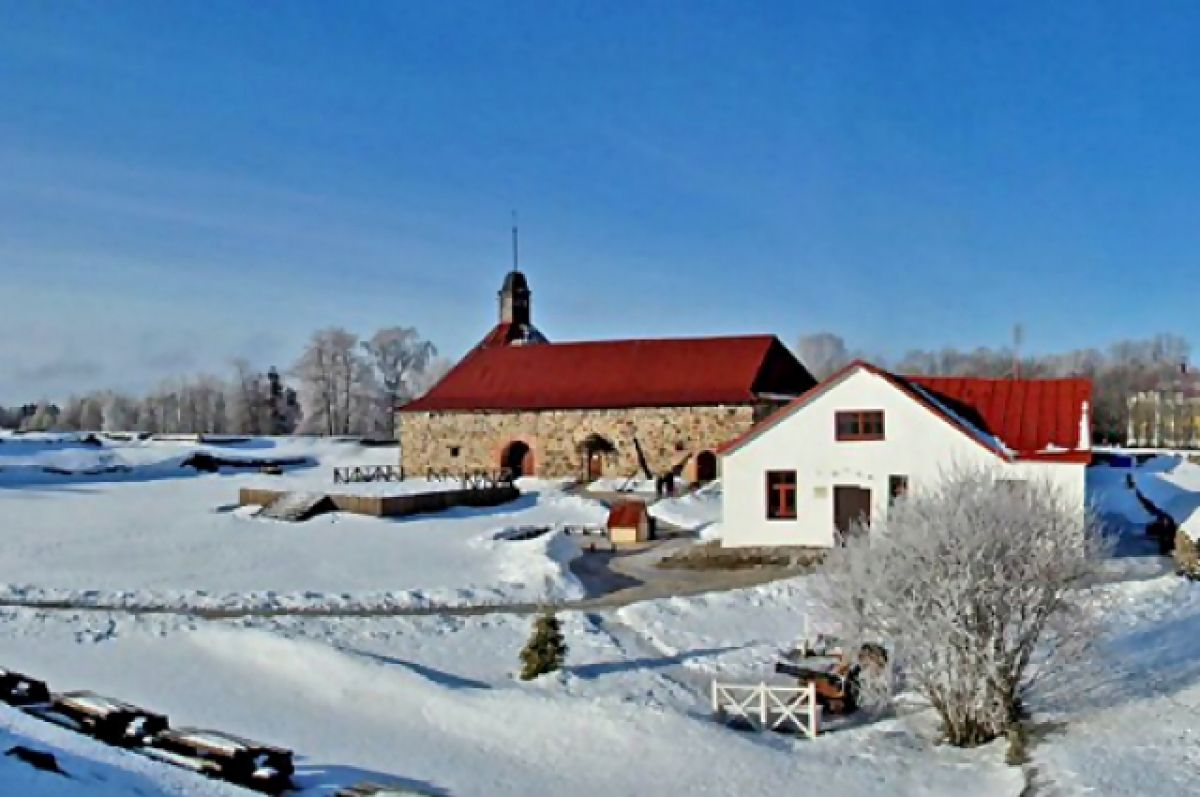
<box><xmin>2</xmin><ymin>1</ymin><xmax>1200</xmax><ymax>401</ymax></box>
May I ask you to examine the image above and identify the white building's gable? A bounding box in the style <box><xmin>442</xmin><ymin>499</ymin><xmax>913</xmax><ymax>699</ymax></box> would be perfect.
<box><xmin>719</xmin><ymin>366</ymin><xmax>1086</xmax><ymax>548</ymax></box>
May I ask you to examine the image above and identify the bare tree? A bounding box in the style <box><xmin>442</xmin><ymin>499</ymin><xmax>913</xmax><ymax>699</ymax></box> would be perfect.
<box><xmin>227</xmin><ymin>359</ymin><xmax>272</xmax><ymax>435</ymax></box>
<box><xmin>20</xmin><ymin>400</ymin><xmax>58</xmax><ymax>432</ymax></box>
<box><xmin>293</xmin><ymin>328</ymin><xmax>377</xmax><ymax>436</ymax></box>
<box><xmin>56</xmin><ymin>396</ymin><xmax>86</xmax><ymax>431</ymax></box>
<box><xmin>101</xmin><ymin>392</ymin><xmax>137</xmax><ymax>432</ymax></box>
<box><xmin>796</xmin><ymin>332</ymin><xmax>851</xmax><ymax>380</ymax></box>
<box><xmin>818</xmin><ymin>470</ymin><xmax>1109</xmax><ymax>747</ymax></box>
<box><xmin>361</xmin><ymin>327</ymin><xmax>437</xmax><ymax>438</ymax></box>
<box><xmin>411</xmin><ymin>356</ymin><xmax>453</xmax><ymax>399</ymax></box>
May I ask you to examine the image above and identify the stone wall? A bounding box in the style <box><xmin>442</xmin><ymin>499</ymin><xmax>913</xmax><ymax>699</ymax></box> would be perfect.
<box><xmin>239</xmin><ymin>485</ymin><xmax>520</xmax><ymax>518</ymax></box>
<box><xmin>397</xmin><ymin>403</ymin><xmax>775</xmax><ymax>482</ymax></box>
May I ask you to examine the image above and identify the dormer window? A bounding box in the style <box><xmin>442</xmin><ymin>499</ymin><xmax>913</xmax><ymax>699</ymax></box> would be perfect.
<box><xmin>836</xmin><ymin>410</ymin><xmax>885</xmax><ymax>441</ymax></box>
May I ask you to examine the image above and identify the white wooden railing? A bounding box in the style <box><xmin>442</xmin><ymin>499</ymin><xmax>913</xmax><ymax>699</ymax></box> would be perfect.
<box><xmin>710</xmin><ymin>681</ymin><xmax>819</xmax><ymax>739</ymax></box>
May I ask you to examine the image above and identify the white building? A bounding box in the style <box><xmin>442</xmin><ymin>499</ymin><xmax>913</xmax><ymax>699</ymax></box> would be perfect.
<box><xmin>718</xmin><ymin>361</ymin><xmax>1092</xmax><ymax>548</ymax></box>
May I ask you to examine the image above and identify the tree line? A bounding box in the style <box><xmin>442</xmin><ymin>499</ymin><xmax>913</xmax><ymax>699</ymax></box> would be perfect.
<box><xmin>1</xmin><ymin>326</ymin><xmax>448</xmax><ymax>439</ymax></box>
<box><xmin>797</xmin><ymin>332</ymin><xmax>1192</xmax><ymax>443</ymax></box>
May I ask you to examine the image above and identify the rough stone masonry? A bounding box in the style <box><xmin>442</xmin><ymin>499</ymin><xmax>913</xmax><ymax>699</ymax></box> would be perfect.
<box><xmin>398</xmin><ymin>404</ymin><xmax>771</xmax><ymax>482</ymax></box>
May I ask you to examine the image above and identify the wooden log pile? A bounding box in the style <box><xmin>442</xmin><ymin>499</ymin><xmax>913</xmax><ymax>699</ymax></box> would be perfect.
<box><xmin>0</xmin><ymin>668</ymin><xmax>294</xmax><ymax>794</ymax></box>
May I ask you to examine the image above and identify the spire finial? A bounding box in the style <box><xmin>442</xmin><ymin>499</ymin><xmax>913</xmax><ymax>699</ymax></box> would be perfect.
<box><xmin>511</xmin><ymin>210</ymin><xmax>519</xmax><ymax>274</ymax></box>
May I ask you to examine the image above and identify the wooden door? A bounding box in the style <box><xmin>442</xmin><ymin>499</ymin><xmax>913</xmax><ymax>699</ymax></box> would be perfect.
<box><xmin>586</xmin><ymin>451</ymin><xmax>603</xmax><ymax>481</ymax></box>
<box><xmin>834</xmin><ymin>486</ymin><xmax>871</xmax><ymax>536</ymax></box>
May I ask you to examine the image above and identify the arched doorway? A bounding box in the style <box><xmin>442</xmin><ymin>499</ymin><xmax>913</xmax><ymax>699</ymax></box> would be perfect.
<box><xmin>695</xmin><ymin>450</ymin><xmax>717</xmax><ymax>483</ymax></box>
<box><xmin>500</xmin><ymin>441</ymin><xmax>534</xmax><ymax>478</ymax></box>
<box><xmin>579</xmin><ymin>434</ymin><xmax>616</xmax><ymax>482</ymax></box>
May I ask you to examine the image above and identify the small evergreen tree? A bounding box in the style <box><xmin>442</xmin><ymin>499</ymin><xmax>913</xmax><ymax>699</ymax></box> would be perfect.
<box><xmin>519</xmin><ymin>611</ymin><xmax>567</xmax><ymax>680</ymax></box>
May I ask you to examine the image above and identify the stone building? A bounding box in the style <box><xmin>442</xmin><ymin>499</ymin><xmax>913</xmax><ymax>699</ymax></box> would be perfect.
<box><xmin>397</xmin><ymin>270</ymin><xmax>815</xmax><ymax>483</ymax></box>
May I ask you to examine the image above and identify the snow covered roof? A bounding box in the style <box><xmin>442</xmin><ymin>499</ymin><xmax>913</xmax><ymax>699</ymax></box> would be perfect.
<box><xmin>59</xmin><ymin>692</ymin><xmax>148</xmax><ymax>715</ymax></box>
<box><xmin>720</xmin><ymin>360</ymin><xmax>1093</xmax><ymax>463</ymax></box>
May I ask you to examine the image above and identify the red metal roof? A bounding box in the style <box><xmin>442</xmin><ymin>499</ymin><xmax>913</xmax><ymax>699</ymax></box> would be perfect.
<box><xmin>901</xmin><ymin>374</ymin><xmax>1092</xmax><ymax>459</ymax></box>
<box><xmin>477</xmin><ymin>321</ymin><xmax>547</xmax><ymax>348</ymax></box>
<box><xmin>607</xmin><ymin>500</ymin><xmax>649</xmax><ymax>528</ymax></box>
<box><xmin>402</xmin><ymin>331</ymin><xmax>815</xmax><ymax>412</ymax></box>
<box><xmin>479</xmin><ymin>322</ymin><xmax>517</xmax><ymax>348</ymax></box>
<box><xmin>720</xmin><ymin>360</ymin><xmax>1092</xmax><ymax>462</ymax></box>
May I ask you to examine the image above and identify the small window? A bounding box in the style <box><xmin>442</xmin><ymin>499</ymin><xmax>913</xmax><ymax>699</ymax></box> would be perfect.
<box><xmin>836</xmin><ymin>410</ymin><xmax>885</xmax><ymax>441</ymax></box>
<box><xmin>889</xmin><ymin>475</ymin><xmax>908</xmax><ymax>504</ymax></box>
<box><xmin>449</xmin><ymin>446</ymin><xmax>461</xmax><ymax>458</ymax></box>
<box><xmin>766</xmin><ymin>470</ymin><xmax>798</xmax><ymax>520</ymax></box>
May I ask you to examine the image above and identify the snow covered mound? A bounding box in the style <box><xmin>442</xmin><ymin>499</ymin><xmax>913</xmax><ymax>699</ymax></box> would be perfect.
<box><xmin>649</xmin><ymin>481</ymin><xmax>722</xmax><ymax>533</ymax></box>
<box><xmin>1130</xmin><ymin>455</ymin><xmax>1200</xmax><ymax>538</ymax></box>
<box><xmin>0</xmin><ymin>434</ymin><xmax>332</xmax><ymax>485</ymax></box>
<box><xmin>587</xmin><ymin>476</ymin><xmax>660</xmax><ymax>495</ymax></box>
<box><xmin>1087</xmin><ymin>460</ymin><xmax>1151</xmax><ymax>525</ymax></box>
<box><xmin>0</xmin><ymin>438</ymin><xmax>609</xmax><ymax>611</ymax></box>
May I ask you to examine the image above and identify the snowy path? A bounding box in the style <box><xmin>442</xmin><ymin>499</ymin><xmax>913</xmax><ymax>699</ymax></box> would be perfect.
<box><xmin>0</xmin><ymin>564</ymin><xmax>800</xmax><ymax>619</ymax></box>
<box><xmin>581</xmin><ymin>611</ymin><xmax>714</xmax><ymax>705</ymax></box>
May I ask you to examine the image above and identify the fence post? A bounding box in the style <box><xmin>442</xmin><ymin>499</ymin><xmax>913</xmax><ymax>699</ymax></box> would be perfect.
<box><xmin>808</xmin><ymin>684</ymin><xmax>817</xmax><ymax>738</ymax></box>
<box><xmin>710</xmin><ymin>681</ymin><xmax>718</xmax><ymax>714</ymax></box>
<box><xmin>759</xmin><ymin>683</ymin><xmax>768</xmax><ymax>732</ymax></box>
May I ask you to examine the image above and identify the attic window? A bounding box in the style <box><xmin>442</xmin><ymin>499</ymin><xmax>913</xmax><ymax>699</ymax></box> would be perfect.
<box><xmin>836</xmin><ymin>411</ymin><xmax>885</xmax><ymax>441</ymax></box>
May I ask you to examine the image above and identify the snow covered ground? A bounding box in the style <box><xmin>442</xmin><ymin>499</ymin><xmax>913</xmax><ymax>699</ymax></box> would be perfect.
<box><xmin>0</xmin><ymin>436</ymin><xmax>606</xmax><ymax>610</ymax></box>
<box><xmin>648</xmin><ymin>480</ymin><xmax>722</xmax><ymax>533</ymax></box>
<box><xmin>1</xmin><ymin>441</ymin><xmax>1198</xmax><ymax>795</ymax></box>
<box><xmin>0</xmin><ymin>586</ymin><xmax>1026</xmax><ymax>797</ymax></box>
<box><xmin>0</xmin><ymin>569</ymin><xmax>1196</xmax><ymax>796</ymax></box>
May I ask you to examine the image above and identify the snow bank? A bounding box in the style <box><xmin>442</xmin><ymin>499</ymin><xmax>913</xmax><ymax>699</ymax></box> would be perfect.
<box><xmin>1086</xmin><ymin>462</ymin><xmax>1151</xmax><ymax>525</ymax></box>
<box><xmin>0</xmin><ymin>439</ymin><xmax>609</xmax><ymax>611</ymax></box>
<box><xmin>0</xmin><ymin>607</ymin><xmax>1025</xmax><ymax>797</ymax></box>
<box><xmin>649</xmin><ymin>481</ymin><xmax>722</xmax><ymax>532</ymax></box>
<box><xmin>1131</xmin><ymin>455</ymin><xmax>1200</xmax><ymax>533</ymax></box>
<box><xmin>588</xmin><ymin>476</ymin><xmax>656</xmax><ymax>494</ymax></box>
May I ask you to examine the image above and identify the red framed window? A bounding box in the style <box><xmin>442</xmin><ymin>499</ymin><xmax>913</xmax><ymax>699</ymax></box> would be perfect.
<box><xmin>836</xmin><ymin>410</ymin><xmax>885</xmax><ymax>441</ymax></box>
<box><xmin>766</xmin><ymin>470</ymin><xmax>798</xmax><ymax>520</ymax></box>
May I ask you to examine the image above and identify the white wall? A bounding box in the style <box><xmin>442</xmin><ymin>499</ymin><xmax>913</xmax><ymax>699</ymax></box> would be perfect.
<box><xmin>720</xmin><ymin>368</ymin><xmax>1086</xmax><ymax>548</ymax></box>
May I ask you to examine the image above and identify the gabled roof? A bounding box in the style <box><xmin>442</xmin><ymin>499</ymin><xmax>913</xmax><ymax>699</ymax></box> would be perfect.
<box><xmin>720</xmin><ymin>360</ymin><xmax>1092</xmax><ymax>463</ymax></box>
<box><xmin>903</xmin><ymin>374</ymin><xmax>1092</xmax><ymax>461</ymax></box>
<box><xmin>607</xmin><ymin>500</ymin><xmax>649</xmax><ymax>528</ymax></box>
<box><xmin>401</xmin><ymin>333</ymin><xmax>815</xmax><ymax>413</ymax></box>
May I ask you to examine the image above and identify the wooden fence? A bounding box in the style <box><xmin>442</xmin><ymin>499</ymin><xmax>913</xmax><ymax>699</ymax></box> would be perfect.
<box><xmin>425</xmin><ymin>469</ymin><xmax>515</xmax><ymax>489</ymax></box>
<box><xmin>332</xmin><ymin>465</ymin><xmax>404</xmax><ymax>484</ymax></box>
<box><xmin>710</xmin><ymin>681</ymin><xmax>819</xmax><ymax>738</ymax></box>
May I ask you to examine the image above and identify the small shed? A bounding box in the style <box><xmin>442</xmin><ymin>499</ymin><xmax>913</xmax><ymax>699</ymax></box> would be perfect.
<box><xmin>607</xmin><ymin>500</ymin><xmax>651</xmax><ymax>545</ymax></box>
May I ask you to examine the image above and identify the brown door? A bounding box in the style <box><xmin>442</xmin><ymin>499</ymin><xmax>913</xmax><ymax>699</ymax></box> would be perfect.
<box><xmin>834</xmin><ymin>486</ymin><xmax>871</xmax><ymax>536</ymax></box>
<box><xmin>695</xmin><ymin>450</ymin><xmax>717</xmax><ymax>483</ymax></box>
<box><xmin>586</xmin><ymin>451</ymin><xmax>603</xmax><ymax>481</ymax></box>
